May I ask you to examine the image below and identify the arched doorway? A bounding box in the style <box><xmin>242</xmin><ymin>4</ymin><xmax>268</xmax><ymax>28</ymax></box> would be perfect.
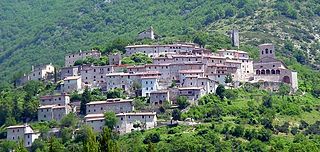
<box><xmin>271</xmin><ymin>69</ymin><xmax>275</xmax><ymax>74</ymax></box>
<box><xmin>276</xmin><ymin>70</ymin><xmax>280</xmax><ymax>74</ymax></box>
<box><xmin>256</xmin><ymin>70</ymin><xmax>260</xmax><ymax>75</ymax></box>
<box><xmin>266</xmin><ymin>69</ymin><xmax>270</xmax><ymax>74</ymax></box>
<box><xmin>283</xmin><ymin>76</ymin><xmax>291</xmax><ymax>84</ymax></box>
<box><xmin>261</xmin><ymin>70</ymin><xmax>265</xmax><ymax>75</ymax></box>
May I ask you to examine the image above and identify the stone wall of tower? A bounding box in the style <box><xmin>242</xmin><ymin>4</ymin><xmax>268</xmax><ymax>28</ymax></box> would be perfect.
<box><xmin>259</xmin><ymin>44</ymin><xmax>275</xmax><ymax>59</ymax></box>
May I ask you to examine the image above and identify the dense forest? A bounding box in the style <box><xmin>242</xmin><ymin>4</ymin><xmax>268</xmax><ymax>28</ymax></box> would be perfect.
<box><xmin>0</xmin><ymin>0</ymin><xmax>319</xmax><ymax>82</ymax></box>
<box><xmin>0</xmin><ymin>0</ymin><xmax>320</xmax><ymax>151</ymax></box>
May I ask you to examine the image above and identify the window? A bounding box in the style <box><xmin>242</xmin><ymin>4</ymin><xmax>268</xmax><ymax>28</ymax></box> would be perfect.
<box><xmin>142</xmin><ymin>116</ymin><xmax>145</xmax><ymax>118</ymax></box>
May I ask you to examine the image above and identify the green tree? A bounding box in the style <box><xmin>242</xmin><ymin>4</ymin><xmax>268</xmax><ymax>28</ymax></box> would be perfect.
<box><xmin>143</xmin><ymin>133</ymin><xmax>161</xmax><ymax>144</ymax></box>
<box><xmin>147</xmin><ymin>143</ymin><xmax>156</xmax><ymax>152</ymax></box>
<box><xmin>48</xmin><ymin>137</ymin><xmax>65</xmax><ymax>152</ymax></box>
<box><xmin>278</xmin><ymin>83</ymin><xmax>291</xmax><ymax>95</ymax></box>
<box><xmin>224</xmin><ymin>74</ymin><xmax>233</xmax><ymax>84</ymax></box>
<box><xmin>216</xmin><ymin>84</ymin><xmax>225</xmax><ymax>99</ymax></box>
<box><xmin>176</xmin><ymin>96</ymin><xmax>189</xmax><ymax>109</ymax></box>
<box><xmin>60</xmin><ymin>113</ymin><xmax>78</xmax><ymax>128</ymax></box>
<box><xmin>106</xmin><ymin>88</ymin><xmax>125</xmax><ymax>99</ymax></box>
<box><xmin>172</xmin><ymin>109</ymin><xmax>181</xmax><ymax>121</ymax></box>
<box><xmin>31</xmin><ymin>139</ymin><xmax>48</xmax><ymax>152</ymax></box>
<box><xmin>80</xmin><ymin>87</ymin><xmax>91</xmax><ymax>115</ymax></box>
<box><xmin>83</xmin><ymin>127</ymin><xmax>99</xmax><ymax>152</ymax></box>
<box><xmin>104</xmin><ymin>112</ymin><xmax>118</xmax><ymax>129</ymax></box>
<box><xmin>0</xmin><ymin>140</ymin><xmax>16</xmax><ymax>152</ymax></box>
<box><xmin>99</xmin><ymin>127</ymin><xmax>119</xmax><ymax>152</ymax></box>
<box><xmin>15</xmin><ymin>140</ymin><xmax>28</xmax><ymax>152</ymax></box>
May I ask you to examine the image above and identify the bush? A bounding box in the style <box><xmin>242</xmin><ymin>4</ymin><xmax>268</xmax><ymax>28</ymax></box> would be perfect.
<box><xmin>143</xmin><ymin>133</ymin><xmax>161</xmax><ymax>144</ymax></box>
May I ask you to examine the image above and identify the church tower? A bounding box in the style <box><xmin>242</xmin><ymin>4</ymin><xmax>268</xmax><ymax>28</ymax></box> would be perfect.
<box><xmin>259</xmin><ymin>43</ymin><xmax>275</xmax><ymax>59</ymax></box>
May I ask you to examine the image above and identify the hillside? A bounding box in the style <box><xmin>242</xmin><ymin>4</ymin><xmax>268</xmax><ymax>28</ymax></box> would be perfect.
<box><xmin>0</xmin><ymin>0</ymin><xmax>319</xmax><ymax>83</ymax></box>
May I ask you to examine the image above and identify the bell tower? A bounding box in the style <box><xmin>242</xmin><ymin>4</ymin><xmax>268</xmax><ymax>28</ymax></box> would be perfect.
<box><xmin>259</xmin><ymin>43</ymin><xmax>275</xmax><ymax>59</ymax></box>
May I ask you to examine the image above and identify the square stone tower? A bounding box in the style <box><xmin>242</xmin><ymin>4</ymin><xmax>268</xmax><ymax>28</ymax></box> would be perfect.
<box><xmin>109</xmin><ymin>53</ymin><xmax>122</xmax><ymax>65</ymax></box>
<box><xmin>259</xmin><ymin>43</ymin><xmax>275</xmax><ymax>59</ymax></box>
<box><xmin>230</xmin><ymin>29</ymin><xmax>239</xmax><ymax>47</ymax></box>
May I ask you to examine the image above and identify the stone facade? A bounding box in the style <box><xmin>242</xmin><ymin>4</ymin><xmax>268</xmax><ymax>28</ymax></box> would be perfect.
<box><xmin>65</xmin><ymin>50</ymin><xmax>101</xmax><ymax>67</ymax></box>
<box><xmin>6</xmin><ymin>124</ymin><xmax>40</xmax><ymax>147</ymax></box>
<box><xmin>60</xmin><ymin>76</ymin><xmax>82</xmax><ymax>93</ymax></box>
<box><xmin>86</xmin><ymin>99</ymin><xmax>134</xmax><ymax>114</ymax></box>
<box><xmin>141</xmin><ymin>76</ymin><xmax>159</xmax><ymax>97</ymax></box>
<box><xmin>84</xmin><ymin>112</ymin><xmax>157</xmax><ymax>134</ymax></box>
<box><xmin>137</xmin><ymin>26</ymin><xmax>155</xmax><ymax>40</ymax></box>
<box><xmin>16</xmin><ymin>64</ymin><xmax>55</xmax><ymax>85</ymax></box>
<box><xmin>229</xmin><ymin>29</ymin><xmax>239</xmax><ymax>47</ymax></box>
<box><xmin>149</xmin><ymin>90</ymin><xmax>170</xmax><ymax>105</ymax></box>
<box><xmin>125</xmin><ymin>43</ymin><xmax>199</xmax><ymax>57</ymax></box>
<box><xmin>253</xmin><ymin>44</ymin><xmax>298</xmax><ymax>92</ymax></box>
<box><xmin>60</xmin><ymin>66</ymin><xmax>79</xmax><ymax>80</ymax></box>
<box><xmin>38</xmin><ymin>105</ymin><xmax>72</xmax><ymax>121</ymax></box>
<box><xmin>178</xmin><ymin>87</ymin><xmax>205</xmax><ymax>104</ymax></box>
<box><xmin>40</xmin><ymin>94</ymin><xmax>70</xmax><ymax>106</ymax></box>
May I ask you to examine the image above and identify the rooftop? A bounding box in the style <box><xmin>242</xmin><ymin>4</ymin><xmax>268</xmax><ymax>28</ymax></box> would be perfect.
<box><xmin>86</xmin><ymin>99</ymin><xmax>133</xmax><ymax>105</ymax></box>
<box><xmin>64</xmin><ymin>76</ymin><xmax>81</xmax><ymax>80</ymax></box>
<box><xmin>217</xmin><ymin>49</ymin><xmax>248</xmax><ymax>54</ymax></box>
<box><xmin>116</xmin><ymin>112</ymin><xmax>156</xmax><ymax>116</ymax></box>
<box><xmin>178</xmin><ymin>87</ymin><xmax>202</xmax><ymax>90</ymax></box>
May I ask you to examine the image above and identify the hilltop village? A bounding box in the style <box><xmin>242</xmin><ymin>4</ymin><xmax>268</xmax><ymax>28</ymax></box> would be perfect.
<box><xmin>8</xmin><ymin>30</ymin><xmax>298</xmax><ymax>147</ymax></box>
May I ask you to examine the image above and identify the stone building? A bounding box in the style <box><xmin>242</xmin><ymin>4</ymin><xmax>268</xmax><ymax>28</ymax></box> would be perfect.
<box><xmin>6</xmin><ymin>124</ymin><xmax>40</xmax><ymax>147</ymax></box>
<box><xmin>65</xmin><ymin>49</ymin><xmax>101</xmax><ymax>67</ymax></box>
<box><xmin>125</xmin><ymin>43</ymin><xmax>199</xmax><ymax>57</ymax></box>
<box><xmin>60</xmin><ymin>66</ymin><xmax>79</xmax><ymax>80</ymax></box>
<box><xmin>229</xmin><ymin>29</ymin><xmax>239</xmax><ymax>47</ymax></box>
<box><xmin>79</xmin><ymin>65</ymin><xmax>114</xmax><ymax>87</ymax></box>
<box><xmin>253</xmin><ymin>44</ymin><xmax>298</xmax><ymax>91</ymax></box>
<box><xmin>84</xmin><ymin>112</ymin><xmax>157</xmax><ymax>134</ymax></box>
<box><xmin>109</xmin><ymin>53</ymin><xmax>122</xmax><ymax>65</ymax></box>
<box><xmin>149</xmin><ymin>90</ymin><xmax>170</xmax><ymax>105</ymax></box>
<box><xmin>105</xmin><ymin>71</ymin><xmax>160</xmax><ymax>94</ymax></box>
<box><xmin>86</xmin><ymin>98</ymin><xmax>134</xmax><ymax>114</ymax></box>
<box><xmin>137</xmin><ymin>26</ymin><xmax>155</xmax><ymax>40</ymax></box>
<box><xmin>38</xmin><ymin>105</ymin><xmax>72</xmax><ymax>122</ymax></box>
<box><xmin>60</xmin><ymin>76</ymin><xmax>82</xmax><ymax>93</ymax></box>
<box><xmin>39</xmin><ymin>94</ymin><xmax>70</xmax><ymax>106</ymax></box>
<box><xmin>178</xmin><ymin>87</ymin><xmax>205</xmax><ymax>103</ymax></box>
<box><xmin>141</xmin><ymin>76</ymin><xmax>159</xmax><ymax>97</ymax></box>
<box><xmin>16</xmin><ymin>64</ymin><xmax>55</xmax><ymax>85</ymax></box>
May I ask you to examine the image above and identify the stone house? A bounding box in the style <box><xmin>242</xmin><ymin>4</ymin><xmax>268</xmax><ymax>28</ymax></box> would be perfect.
<box><xmin>84</xmin><ymin>112</ymin><xmax>157</xmax><ymax>134</ymax></box>
<box><xmin>16</xmin><ymin>64</ymin><xmax>55</xmax><ymax>85</ymax></box>
<box><xmin>65</xmin><ymin>49</ymin><xmax>101</xmax><ymax>67</ymax></box>
<box><xmin>149</xmin><ymin>90</ymin><xmax>170</xmax><ymax>105</ymax></box>
<box><xmin>178</xmin><ymin>87</ymin><xmax>205</xmax><ymax>103</ymax></box>
<box><xmin>141</xmin><ymin>76</ymin><xmax>159</xmax><ymax>97</ymax></box>
<box><xmin>79</xmin><ymin>65</ymin><xmax>114</xmax><ymax>86</ymax></box>
<box><xmin>38</xmin><ymin>105</ymin><xmax>72</xmax><ymax>121</ymax></box>
<box><xmin>125</xmin><ymin>43</ymin><xmax>198</xmax><ymax>57</ymax></box>
<box><xmin>60</xmin><ymin>76</ymin><xmax>82</xmax><ymax>93</ymax></box>
<box><xmin>39</xmin><ymin>94</ymin><xmax>70</xmax><ymax>106</ymax></box>
<box><xmin>86</xmin><ymin>98</ymin><xmax>134</xmax><ymax>114</ymax></box>
<box><xmin>6</xmin><ymin>124</ymin><xmax>40</xmax><ymax>147</ymax></box>
<box><xmin>137</xmin><ymin>26</ymin><xmax>155</xmax><ymax>40</ymax></box>
<box><xmin>60</xmin><ymin>66</ymin><xmax>79</xmax><ymax>80</ymax></box>
<box><xmin>105</xmin><ymin>71</ymin><xmax>160</xmax><ymax>94</ymax></box>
